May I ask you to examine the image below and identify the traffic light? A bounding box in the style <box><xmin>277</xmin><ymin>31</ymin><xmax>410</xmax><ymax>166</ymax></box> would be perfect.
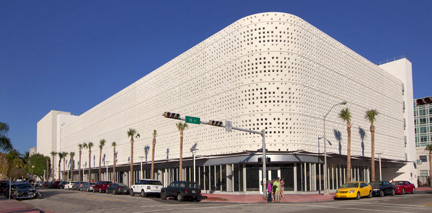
<box><xmin>162</xmin><ymin>112</ymin><xmax>180</xmax><ymax>119</ymax></box>
<box><xmin>208</xmin><ymin>120</ymin><xmax>223</xmax><ymax>126</ymax></box>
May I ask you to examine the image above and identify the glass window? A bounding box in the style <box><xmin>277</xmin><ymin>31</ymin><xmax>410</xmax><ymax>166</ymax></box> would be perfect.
<box><xmin>420</xmin><ymin>170</ymin><xmax>429</xmax><ymax>176</ymax></box>
<box><xmin>421</xmin><ymin>136</ymin><xmax>428</xmax><ymax>142</ymax></box>
<box><xmin>420</xmin><ymin>155</ymin><xmax>428</xmax><ymax>162</ymax></box>
<box><xmin>420</xmin><ymin>118</ymin><xmax>427</xmax><ymax>124</ymax></box>
<box><xmin>246</xmin><ymin>165</ymin><xmax>259</xmax><ymax>191</ymax></box>
<box><xmin>281</xmin><ymin>164</ymin><xmax>294</xmax><ymax>191</ymax></box>
<box><xmin>421</xmin><ymin>127</ymin><xmax>427</xmax><ymax>133</ymax></box>
<box><xmin>420</xmin><ymin>109</ymin><xmax>426</xmax><ymax>115</ymax></box>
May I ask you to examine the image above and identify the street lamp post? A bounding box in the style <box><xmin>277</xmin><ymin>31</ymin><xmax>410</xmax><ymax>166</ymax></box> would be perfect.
<box><xmin>323</xmin><ymin>100</ymin><xmax>347</xmax><ymax>196</ymax></box>
<box><xmin>105</xmin><ymin>160</ymin><xmax>110</xmax><ymax>181</ymax></box>
<box><xmin>138</xmin><ymin>156</ymin><xmax>144</xmax><ymax>179</ymax></box>
<box><xmin>190</xmin><ymin>148</ymin><xmax>199</xmax><ymax>182</ymax></box>
<box><xmin>376</xmin><ymin>153</ymin><xmax>382</xmax><ymax>181</ymax></box>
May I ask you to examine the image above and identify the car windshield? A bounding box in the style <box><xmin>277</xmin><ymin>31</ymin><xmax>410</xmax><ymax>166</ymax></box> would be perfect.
<box><xmin>341</xmin><ymin>183</ymin><xmax>359</xmax><ymax>188</ymax></box>
<box><xmin>141</xmin><ymin>180</ymin><xmax>162</xmax><ymax>185</ymax></box>
<box><xmin>393</xmin><ymin>181</ymin><xmax>404</xmax><ymax>185</ymax></box>
<box><xmin>117</xmin><ymin>183</ymin><xmax>127</xmax><ymax>187</ymax></box>
<box><xmin>16</xmin><ymin>184</ymin><xmax>32</xmax><ymax>190</ymax></box>
<box><xmin>370</xmin><ymin>181</ymin><xmax>382</xmax><ymax>187</ymax></box>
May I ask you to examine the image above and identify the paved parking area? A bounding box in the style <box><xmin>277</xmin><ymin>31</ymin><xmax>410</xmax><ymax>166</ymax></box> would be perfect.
<box><xmin>15</xmin><ymin>189</ymin><xmax>432</xmax><ymax>213</ymax></box>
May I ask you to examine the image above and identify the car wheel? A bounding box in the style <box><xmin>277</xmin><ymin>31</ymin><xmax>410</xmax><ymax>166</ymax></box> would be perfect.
<box><xmin>99</xmin><ymin>188</ymin><xmax>102</xmax><ymax>193</ymax></box>
<box><xmin>130</xmin><ymin>189</ymin><xmax>134</xmax><ymax>196</ymax></box>
<box><xmin>402</xmin><ymin>188</ymin><xmax>405</xmax><ymax>195</ymax></box>
<box><xmin>93</xmin><ymin>188</ymin><xmax>96</xmax><ymax>193</ymax></box>
<box><xmin>161</xmin><ymin>192</ymin><xmax>167</xmax><ymax>200</ymax></box>
<box><xmin>379</xmin><ymin>190</ymin><xmax>384</xmax><ymax>197</ymax></box>
<box><xmin>412</xmin><ymin>188</ymin><xmax>416</xmax><ymax>194</ymax></box>
<box><xmin>391</xmin><ymin>189</ymin><xmax>395</xmax><ymax>196</ymax></box>
<box><xmin>177</xmin><ymin>193</ymin><xmax>184</xmax><ymax>202</ymax></box>
<box><xmin>86</xmin><ymin>188</ymin><xmax>89</xmax><ymax>192</ymax></box>
<box><xmin>113</xmin><ymin>190</ymin><xmax>116</xmax><ymax>195</ymax></box>
<box><xmin>106</xmin><ymin>189</ymin><xmax>109</xmax><ymax>194</ymax></box>
<box><xmin>140</xmin><ymin>190</ymin><xmax>145</xmax><ymax>197</ymax></box>
<box><xmin>196</xmin><ymin>198</ymin><xmax>201</xmax><ymax>202</ymax></box>
<box><xmin>356</xmin><ymin>192</ymin><xmax>360</xmax><ymax>200</ymax></box>
<box><xmin>369</xmin><ymin>191</ymin><xmax>372</xmax><ymax>198</ymax></box>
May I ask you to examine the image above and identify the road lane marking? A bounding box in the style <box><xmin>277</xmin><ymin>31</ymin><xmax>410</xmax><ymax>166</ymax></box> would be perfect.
<box><xmin>285</xmin><ymin>203</ymin><xmax>411</xmax><ymax>213</ymax></box>
<box><xmin>137</xmin><ymin>203</ymin><xmax>252</xmax><ymax>213</ymax></box>
<box><xmin>81</xmin><ymin>194</ymin><xmax>129</xmax><ymax>202</ymax></box>
<box><xmin>423</xmin><ymin>202</ymin><xmax>432</xmax><ymax>206</ymax></box>
<box><xmin>335</xmin><ymin>201</ymin><xmax>425</xmax><ymax>208</ymax></box>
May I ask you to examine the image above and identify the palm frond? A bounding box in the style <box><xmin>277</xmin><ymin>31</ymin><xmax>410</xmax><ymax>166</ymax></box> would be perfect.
<box><xmin>112</xmin><ymin>142</ymin><xmax>116</xmax><ymax>147</ymax></box>
<box><xmin>365</xmin><ymin>109</ymin><xmax>379</xmax><ymax>123</ymax></box>
<box><xmin>339</xmin><ymin>108</ymin><xmax>351</xmax><ymax>122</ymax></box>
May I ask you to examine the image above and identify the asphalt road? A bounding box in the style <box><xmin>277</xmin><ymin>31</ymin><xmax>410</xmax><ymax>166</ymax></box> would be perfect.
<box><xmin>19</xmin><ymin>189</ymin><xmax>432</xmax><ymax>213</ymax></box>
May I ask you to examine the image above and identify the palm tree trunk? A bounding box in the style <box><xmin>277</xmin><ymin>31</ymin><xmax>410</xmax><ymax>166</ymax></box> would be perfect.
<box><xmin>113</xmin><ymin>147</ymin><xmax>116</xmax><ymax>183</ymax></box>
<box><xmin>151</xmin><ymin>139</ymin><xmax>155</xmax><ymax>179</ymax></box>
<box><xmin>51</xmin><ymin>156</ymin><xmax>54</xmax><ymax>180</ymax></box>
<box><xmin>371</xmin><ymin>126</ymin><xmax>375</xmax><ymax>181</ymax></box>
<box><xmin>78</xmin><ymin>151</ymin><xmax>81</xmax><ymax>181</ymax></box>
<box><xmin>130</xmin><ymin>139</ymin><xmax>134</xmax><ymax>187</ymax></box>
<box><xmin>429</xmin><ymin>151</ymin><xmax>432</xmax><ymax>188</ymax></box>
<box><xmin>63</xmin><ymin>159</ymin><xmax>66</xmax><ymax>181</ymax></box>
<box><xmin>179</xmin><ymin>131</ymin><xmax>183</xmax><ymax>181</ymax></box>
<box><xmin>58</xmin><ymin>161</ymin><xmax>61</xmax><ymax>181</ymax></box>
<box><xmin>46</xmin><ymin>159</ymin><xmax>49</xmax><ymax>181</ymax></box>
<box><xmin>346</xmin><ymin>124</ymin><xmax>351</xmax><ymax>182</ymax></box>
<box><xmin>88</xmin><ymin>151</ymin><xmax>91</xmax><ymax>182</ymax></box>
<box><xmin>70</xmin><ymin>158</ymin><xmax>73</xmax><ymax>181</ymax></box>
<box><xmin>99</xmin><ymin>148</ymin><xmax>102</xmax><ymax>182</ymax></box>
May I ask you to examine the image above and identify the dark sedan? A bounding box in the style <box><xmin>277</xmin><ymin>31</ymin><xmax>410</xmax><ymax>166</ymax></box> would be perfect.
<box><xmin>5</xmin><ymin>183</ymin><xmax>42</xmax><ymax>200</ymax></box>
<box><xmin>370</xmin><ymin>181</ymin><xmax>395</xmax><ymax>197</ymax></box>
<box><xmin>106</xmin><ymin>183</ymin><xmax>130</xmax><ymax>195</ymax></box>
<box><xmin>72</xmin><ymin>181</ymin><xmax>85</xmax><ymax>190</ymax></box>
<box><xmin>80</xmin><ymin>182</ymin><xmax>96</xmax><ymax>192</ymax></box>
<box><xmin>161</xmin><ymin>181</ymin><xmax>203</xmax><ymax>202</ymax></box>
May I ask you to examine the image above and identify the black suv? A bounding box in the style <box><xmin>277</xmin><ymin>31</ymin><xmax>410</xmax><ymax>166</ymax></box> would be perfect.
<box><xmin>161</xmin><ymin>181</ymin><xmax>203</xmax><ymax>202</ymax></box>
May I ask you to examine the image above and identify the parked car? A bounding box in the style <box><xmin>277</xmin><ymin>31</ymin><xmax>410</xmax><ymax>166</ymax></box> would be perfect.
<box><xmin>393</xmin><ymin>181</ymin><xmax>415</xmax><ymax>194</ymax></box>
<box><xmin>58</xmin><ymin>181</ymin><xmax>67</xmax><ymax>189</ymax></box>
<box><xmin>370</xmin><ymin>181</ymin><xmax>395</xmax><ymax>197</ymax></box>
<box><xmin>106</xmin><ymin>183</ymin><xmax>130</xmax><ymax>195</ymax></box>
<box><xmin>161</xmin><ymin>181</ymin><xmax>203</xmax><ymax>202</ymax></box>
<box><xmin>81</xmin><ymin>182</ymin><xmax>96</xmax><ymax>192</ymax></box>
<box><xmin>64</xmin><ymin>181</ymin><xmax>77</xmax><ymax>190</ymax></box>
<box><xmin>34</xmin><ymin>181</ymin><xmax>44</xmax><ymax>188</ymax></box>
<box><xmin>130</xmin><ymin>179</ymin><xmax>163</xmax><ymax>197</ymax></box>
<box><xmin>72</xmin><ymin>182</ymin><xmax>85</xmax><ymax>190</ymax></box>
<box><xmin>49</xmin><ymin>181</ymin><xmax>61</xmax><ymax>189</ymax></box>
<box><xmin>93</xmin><ymin>181</ymin><xmax>112</xmax><ymax>193</ymax></box>
<box><xmin>0</xmin><ymin>180</ymin><xmax>9</xmax><ymax>194</ymax></box>
<box><xmin>4</xmin><ymin>183</ymin><xmax>42</xmax><ymax>200</ymax></box>
<box><xmin>335</xmin><ymin>182</ymin><xmax>372</xmax><ymax>200</ymax></box>
<box><xmin>78</xmin><ymin>182</ymin><xmax>88</xmax><ymax>191</ymax></box>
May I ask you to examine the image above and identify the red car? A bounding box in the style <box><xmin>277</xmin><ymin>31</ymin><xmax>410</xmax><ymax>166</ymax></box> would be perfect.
<box><xmin>92</xmin><ymin>181</ymin><xmax>112</xmax><ymax>193</ymax></box>
<box><xmin>392</xmin><ymin>181</ymin><xmax>415</xmax><ymax>194</ymax></box>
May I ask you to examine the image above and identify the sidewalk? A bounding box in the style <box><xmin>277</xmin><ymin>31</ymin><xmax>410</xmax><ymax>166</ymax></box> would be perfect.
<box><xmin>0</xmin><ymin>196</ymin><xmax>42</xmax><ymax>213</ymax></box>
<box><xmin>202</xmin><ymin>193</ymin><xmax>336</xmax><ymax>203</ymax></box>
<box><xmin>203</xmin><ymin>187</ymin><xmax>432</xmax><ymax>203</ymax></box>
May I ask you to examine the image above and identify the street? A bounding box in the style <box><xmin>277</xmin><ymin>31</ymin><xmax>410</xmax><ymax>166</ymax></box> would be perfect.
<box><xmin>16</xmin><ymin>189</ymin><xmax>432</xmax><ymax>213</ymax></box>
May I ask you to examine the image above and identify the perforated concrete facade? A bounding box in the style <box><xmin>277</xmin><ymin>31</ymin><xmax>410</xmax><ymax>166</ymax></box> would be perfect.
<box><xmin>46</xmin><ymin>12</ymin><xmax>406</xmax><ymax>172</ymax></box>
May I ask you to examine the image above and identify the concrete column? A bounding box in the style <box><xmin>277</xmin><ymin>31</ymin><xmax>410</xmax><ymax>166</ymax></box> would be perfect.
<box><xmin>309</xmin><ymin>163</ymin><xmax>312</xmax><ymax>191</ymax></box>
<box><xmin>198</xmin><ymin>166</ymin><xmax>201</xmax><ymax>186</ymax></box>
<box><xmin>243</xmin><ymin>164</ymin><xmax>247</xmax><ymax>192</ymax></box>
<box><xmin>226</xmin><ymin>164</ymin><xmax>233</xmax><ymax>192</ymax></box>
<box><xmin>318</xmin><ymin>164</ymin><xmax>321</xmax><ymax>191</ymax></box>
<box><xmin>304</xmin><ymin>163</ymin><xmax>307</xmax><ymax>191</ymax></box>
<box><xmin>294</xmin><ymin>163</ymin><xmax>297</xmax><ymax>192</ymax></box>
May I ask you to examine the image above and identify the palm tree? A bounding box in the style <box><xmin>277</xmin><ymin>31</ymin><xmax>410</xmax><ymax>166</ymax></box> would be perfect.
<box><xmin>98</xmin><ymin>139</ymin><xmax>105</xmax><ymax>182</ymax></box>
<box><xmin>151</xmin><ymin>130</ymin><xmax>157</xmax><ymax>179</ymax></box>
<box><xmin>69</xmin><ymin>152</ymin><xmax>75</xmax><ymax>181</ymax></box>
<box><xmin>127</xmin><ymin>128</ymin><xmax>140</xmax><ymax>187</ymax></box>
<box><xmin>176</xmin><ymin>122</ymin><xmax>188</xmax><ymax>181</ymax></box>
<box><xmin>365</xmin><ymin>109</ymin><xmax>379</xmax><ymax>181</ymax></box>
<box><xmin>112</xmin><ymin>142</ymin><xmax>117</xmax><ymax>183</ymax></box>
<box><xmin>50</xmin><ymin>151</ymin><xmax>56</xmax><ymax>180</ymax></box>
<box><xmin>83</xmin><ymin>142</ymin><xmax>94</xmax><ymax>182</ymax></box>
<box><xmin>339</xmin><ymin>108</ymin><xmax>352</xmax><ymax>182</ymax></box>
<box><xmin>45</xmin><ymin>157</ymin><xmax>50</xmax><ymax>181</ymax></box>
<box><xmin>78</xmin><ymin>144</ymin><xmax>83</xmax><ymax>181</ymax></box>
<box><xmin>62</xmin><ymin>152</ymin><xmax>68</xmax><ymax>181</ymax></box>
<box><xmin>0</xmin><ymin>122</ymin><xmax>13</xmax><ymax>152</ymax></box>
<box><xmin>425</xmin><ymin>144</ymin><xmax>432</xmax><ymax>188</ymax></box>
<box><xmin>57</xmin><ymin>152</ymin><xmax>63</xmax><ymax>181</ymax></box>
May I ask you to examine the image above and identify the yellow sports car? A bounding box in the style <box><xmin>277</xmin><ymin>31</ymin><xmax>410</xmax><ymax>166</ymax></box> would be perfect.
<box><xmin>335</xmin><ymin>181</ymin><xmax>372</xmax><ymax>200</ymax></box>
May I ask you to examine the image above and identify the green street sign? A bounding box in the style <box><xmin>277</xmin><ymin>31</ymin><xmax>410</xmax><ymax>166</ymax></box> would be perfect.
<box><xmin>185</xmin><ymin>116</ymin><xmax>200</xmax><ymax>124</ymax></box>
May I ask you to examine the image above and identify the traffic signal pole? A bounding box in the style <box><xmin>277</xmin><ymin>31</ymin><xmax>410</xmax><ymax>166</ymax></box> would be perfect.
<box><xmin>163</xmin><ymin>112</ymin><xmax>267</xmax><ymax>195</ymax></box>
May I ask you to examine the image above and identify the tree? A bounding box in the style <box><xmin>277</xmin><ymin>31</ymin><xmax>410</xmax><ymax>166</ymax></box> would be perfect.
<box><xmin>83</xmin><ymin>142</ymin><xmax>93</xmax><ymax>182</ymax></box>
<box><xmin>339</xmin><ymin>108</ymin><xmax>352</xmax><ymax>182</ymax></box>
<box><xmin>151</xmin><ymin>130</ymin><xmax>157</xmax><ymax>179</ymax></box>
<box><xmin>57</xmin><ymin>152</ymin><xmax>63</xmax><ymax>181</ymax></box>
<box><xmin>62</xmin><ymin>152</ymin><xmax>68</xmax><ymax>181</ymax></box>
<box><xmin>127</xmin><ymin>129</ymin><xmax>140</xmax><ymax>186</ymax></box>
<box><xmin>176</xmin><ymin>122</ymin><xmax>188</xmax><ymax>181</ymax></box>
<box><xmin>69</xmin><ymin>152</ymin><xmax>75</xmax><ymax>181</ymax></box>
<box><xmin>78</xmin><ymin>144</ymin><xmax>83</xmax><ymax>181</ymax></box>
<box><xmin>45</xmin><ymin>156</ymin><xmax>50</xmax><ymax>181</ymax></box>
<box><xmin>426</xmin><ymin>144</ymin><xmax>432</xmax><ymax>188</ymax></box>
<box><xmin>112</xmin><ymin>142</ymin><xmax>117</xmax><ymax>183</ymax></box>
<box><xmin>0</xmin><ymin>150</ymin><xmax>27</xmax><ymax>182</ymax></box>
<box><xmin>50</xmin><ymin>151</ymin><xmax>56</xmax><ymax>180</ymax></box>
<box><xmin>98</xmin><ymin>139</ymin><xmax>105</xmax><ymax>182</ymax></box>
<box><xmin>28</xmin><ymin>154</ymin><xmax>48</xmax><ymax>180</ymax></box>
<box><xmin>0</xmin><ymin>122</ymin><xmax>12</xmax><ymax>152</ymax></box>
<box><xmin>365</xmin><ymin>109</ymin><xmax>379</xmax><ymax>182</ymax></box>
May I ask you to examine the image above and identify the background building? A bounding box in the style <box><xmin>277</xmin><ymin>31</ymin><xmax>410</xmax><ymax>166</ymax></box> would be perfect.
<box><xmin>37</xmin><ymin>12</ymin><xmax>416</xmax><ymax>191</ymax></box>
<box><xmin>414</xmin><ymin>96</ymin><xmax>432</xmax><ymax>185</ymax></box>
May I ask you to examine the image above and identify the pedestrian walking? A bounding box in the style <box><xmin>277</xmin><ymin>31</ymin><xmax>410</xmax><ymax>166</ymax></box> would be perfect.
<box><xmin>267</xmin><ymin>180</ymin><xmax>272</xmax><ymax>202</ymax></box>
<box><xmin>280</xmin><ymin>178</ymin><xmax>285</xmax><ymax>199</ymax></box>
<box><xmin>273</xmin><ymin>177</ymin><xmax>281</xmax><ymax>203</ymax></box>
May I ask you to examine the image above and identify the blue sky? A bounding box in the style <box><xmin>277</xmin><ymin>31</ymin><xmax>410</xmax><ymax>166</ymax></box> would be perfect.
<box><xmin>1</xmin><ymin>0</ymin><xmax>431</xmax><ymax>154</ymax></box>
